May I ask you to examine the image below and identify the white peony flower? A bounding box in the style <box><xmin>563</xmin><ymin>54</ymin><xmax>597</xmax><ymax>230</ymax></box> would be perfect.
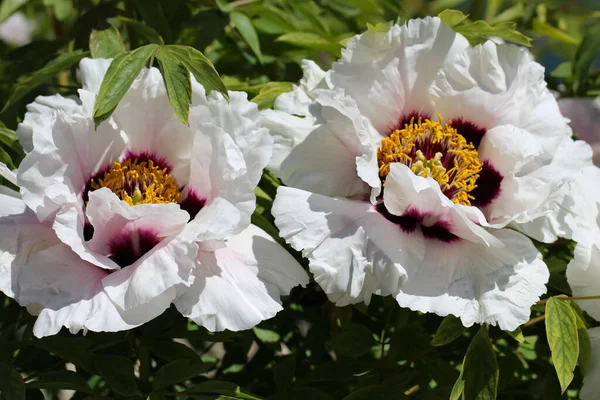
<box><xmin>263</xmin><ymin>17</ymin><xmax>589</xmax><ymax>330</ymax></box>
<box><xmin>581</xmin><ymin>327</ymin><xmax>600</xmax><ymax>400</ymax></box>
<box><xmin>0</xmin><ymin>58</ymin><xmax>308</xmax><ymax>337</ymax></box>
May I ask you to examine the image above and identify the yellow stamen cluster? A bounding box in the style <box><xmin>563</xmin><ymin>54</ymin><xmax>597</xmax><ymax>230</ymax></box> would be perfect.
<box><xmin>90</xmin><ymin>158</ymin><xmax>180</xmax><ymax>205</ymax></box>
<box><xmin>377</xmin><ymin>118</ymin><xmax>482</xmax><ymax>205</ymax></box>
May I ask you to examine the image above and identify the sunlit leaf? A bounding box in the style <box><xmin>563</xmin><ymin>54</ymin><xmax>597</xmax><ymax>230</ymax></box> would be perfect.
<box><xmin>276</xmin><ymin>32</ymin><xmax>341</xmax><ymax>54</ymax></box>
<box><xmin>90</xmin><ymin>26</ymin><xmax>126</xmax><ymax>59</ymax></box>
<box><xmin>156</xmin><ymin>47</ymin><xmax>192</xmax><ymax>125</ymax></box>
<box><xmin>230</xmin><ymin>11</ymin><xmax>263</xmax><ymax>63</ymax></box>
<box><xmin>93</xmin><ymin>44</ymin><xmax>160</xmax><ymax>128</ymax></box>
<box><xmin>546</xmin><ymin>297</ymin><xmax>579</xmax><ymax>393</ymax></box>
<box><xmin>431</xmin><ymin>315</ymin><xmax>467</xmax><ymax>346</ymax></box>
<box><xmin>251</xmin><ymin>81</ymin><xmax>293</xmax><ymax>110</ymax></box>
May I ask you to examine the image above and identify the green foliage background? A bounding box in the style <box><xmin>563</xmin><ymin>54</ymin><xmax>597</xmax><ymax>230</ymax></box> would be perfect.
<box><xmin>0</xmin><ymin>0</ymin><xmax>599</xmax><ymax>399</ymax></box>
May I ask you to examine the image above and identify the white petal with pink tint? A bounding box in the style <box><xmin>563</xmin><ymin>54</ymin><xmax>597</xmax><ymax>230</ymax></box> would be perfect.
<box><xmin>174</xmin><ymin>224</ymin><xmax>308</xmax><ymax>331</ymax></box>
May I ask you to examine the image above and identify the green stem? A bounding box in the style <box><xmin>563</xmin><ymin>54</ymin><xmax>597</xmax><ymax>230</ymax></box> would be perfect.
<box><xmin>536</xmin><ymin>295</ymin><xmax>600</xmax><ymax>305</ymax></box>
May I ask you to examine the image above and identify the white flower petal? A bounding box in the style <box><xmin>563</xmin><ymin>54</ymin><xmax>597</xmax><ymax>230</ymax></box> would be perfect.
<box><xmin>273</xmin><ymin>186</ymin><xmax>420</xmax><ymax>306</ymax></box>
<box><xmin>580</xmin><ymin>327</ymin><xmax>600</xmax><ymax>400</ymax></box>
<box><xmin>175</xmin><ymin>224</ymin><xmax>308</xmax><ymax>331</ymax></box>
<box><xmin>16</xmin><ymin>244</ymin><xmax>143</xmax><ymax>337</ymax></box>
<box><xmin>0</xmin><ymin>12</ymin><xmax>34</xmax><ymax>46</ymax></box>
<box><xmin>185</xmin><ymin>122</ymin><xmax>254</xmax><ymax>238</ymax></box>
<box><xmin>431</xmin><ymin>42</ymin><xmax>570</xmax><ymax>154</ymax></box>
<box><xmin>395</xmin><ymin>229</ymin><xmax>548</xmax><ymax>331</ymax></box>
<box><xmin>331</xmin><ymin>16</ymin><xmax>469</xmax><ymax>134</ymax></box>
<box><xmin>384</xmin><ymin>163</ymin><xmax>502</xmax><ymax>246</ymax></box>
<box><xmin>18</xmin><ymin>111</ymin><xmax>125</xmax><ymax>221</ymax></box>
<box><xmin>16</xmin><ymin>94</ymin><xmax>83</xmax><ymax>153</ymax></box>
<box><xmin>77</xmin><ymin>58</ymin><xmax>112</xmax><ymax>93</ymax></box>
<box><xmin>567</xmin><ymin>240</ymin><xmax>600</xmax><ymax>321</ymax></box>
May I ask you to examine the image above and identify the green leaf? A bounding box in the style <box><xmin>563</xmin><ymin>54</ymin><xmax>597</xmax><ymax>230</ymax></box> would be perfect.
<box><xmin>0</xmin><ymin>363</ymin><xmax>25</xmax><ymax>400</ymax></box>
<box><xmin>93</xmin><ymin>44</ymin><xmax>160</xmax><ymax>128</ymax></box>
<box><xmin>343</xmin><ymin>385</ymin><xmax>397</xmax><ymax>400</ymax></box>
<box><xmin>89</xmin><ymin>26</ymin><xmax>126</xmax><ymax>59</ymax></box>
<box><xmin>456</xmin><ymin>20</ymin><xmax>531</xmax><ymax>47</ymax></box>
<box><xmin>463</xmin><ymin>326</ymin><xmax>498</xmax><ymax>400</ymax></box>
<box><xmin>152</xmin><ymin>359</ymin><xmax>213</xmax><ymax>390</ymax></box>
<box><xmin>156</xmin><ymin>47</ymin><xmax>192</xmax><ymax>126</ymax></box>
<box><xmin>573</xmin><ymin>307</ymin><xmax>592</xmax><ymax>375</ymax></box>
<box><xmin>506</xmin><ymin>327</ymin><xmax>526</xmax><ymax>344</ymax></box>
<box><xmin>32</xmin><ymin>336</ymin><xmax>95</xmax><ymax>373</ymax></box>
<box><xmin>161</xmin><ymin>45</ymin><xmax>229</xmax><ymax>101</ymax></box>
<box><xmin>253</xmin><ymin>327</ymin><xmax>280</xmax><ymax>344</ymax></box>
<box><xmin>573</xmin><ymin>23</ymin><xmax>600</xmax><ymax>95</ymax></box>
<box><xmin>186</xmin><ymin>380</ymin><xmax>261</xmax><ymax>399</ymax></box>
<box><xmin>147</xmin><ymin>340</ymin><xmax>201</xmax><ymax>363</ymax></box>
<box><xmin>94</xmin><ymin>355</ymin><xmax>141</xmax><ymax>397</ymax></box>
<box><xmin>116</xmin><ymin>16</ymin><xmax>164</xmax><ymax>45</ymax></box>
<box><xmin>0</xmin><ymin>0</ymin><xmax>28</xmax><ymax>23</ymax></box>
<box><xmin>230</xmin><ymin>12</ymin><xmax>263</xmax><ymax>63</ymax></box>
<box><xmin>2</xmin><ymin>50</ymin><xmax>89</xmax><ymax>113</ymax></box>
<box><xmin>329</xmin><ymin>324</ymin><xmax>374</xmax><ymax>358</ymax></box>
<box><xmin>276</xmin><ymin>32</ymin><xmax>341</xmax><ymax>54</ymax></box>
<box><xmin>250</xmin><ymin>82</ymin><xmax>293</xmax><ymax>110</ymax></box>
<box><xmin>274</xmin><ymin>387</ymin><xmax>332</xmax><ymax>400</ymax></box>
<box><xmin>273</xmin><ymin>356</ymin><xmax>296</xmax><ymax>392</ymax></box>
<box><xmin>431</xmin><ymin>315</ymin><xmax>467</xmax><ymax>346</ymax></box>
<box><xmin>532</xmin><ymin>19</ymin><xmax>579</xmax><ymax>46</ymax></box>
<box><xmin>26</xmin><ymin>371</ymin><xmax>92</xmax><ymax>393</ymax></box>
<box><xmin>450</xmin><ymin>362</ymin><xmax>465</xmax><ymax>400</ymax></box>
<box><xmin>545</xmin><ymin>297</ymin><xmax>579</xmax><ymax>393</ymax></box>
<box><xmin>366</xmin><ymin>21</ymin><xmax>392</xmax><ymax>32</ymax></box>
<box><xmin>438</xmin><ymin>9</ymin><xmax>469</xmax><ymax>27</ymax></box>
<box><xmin>0</xmin><ymin>145</ymin><xmax>15</xmax><ymax>169</ymax></box>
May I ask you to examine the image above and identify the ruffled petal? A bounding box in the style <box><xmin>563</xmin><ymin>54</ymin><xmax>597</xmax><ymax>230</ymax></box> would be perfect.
<box><xmin>78</xmin><ymin>58</ymin><xmax>112</xmax><ymax>93</ymax></box>
<box><xmin>16</xmin><ymin>244</ymin><xmax>147</xmax><ymax>337</ymax></box>
<box><xmin>384</xmin><ymin>163</ymin><xmax>501</xmax><ymax>246</ymax></box>
<box><xmin>431</xmin><ymin>42</ymin><xmax>571</xmax><ymax>154</ymax></box>
<box><xmin>16</xmin><ymin>94</ymin><xmax>83</xmax><ymax>153</ymax></box>
<box><xmin>273</xmin><ymin>186</ymin><xmax>421</xmax><ymax>306</ymax></box>
<box><xmin>174</xmin><ymin>224</ymin><xmax>308</xmax><ymax>331</ymax></box>
<box><xmin>331</xmin><ymin>16</ymin><xmax>469</xmax><ymax>134</ymax></box>
<box><xmin>566</xmin><ymin>240</ymin><xmax>600</xmax><ymax>321</ymax></box>
<box><xmin>264</xmin><ymin>89</ymin><xmax>372</xmax><ymax>197</ymax></box>
<box><xmin>395</xmin><ymin>229</ymin><xmax>548</xmax><ymax>331</ymax></box>
<box><xmin>184</xmin><ymin>121</ymin><xmax>254</xmax><ymax>238</ymax></box>
<box><xmin>17</xmin><ymin>110</ymin><xmax>125</xmax><ymax>221</ymax></box>
<box><xmin>580</xmin><ymin>327</ymin><xmax>600</xmax><ymax>400</ymax></box>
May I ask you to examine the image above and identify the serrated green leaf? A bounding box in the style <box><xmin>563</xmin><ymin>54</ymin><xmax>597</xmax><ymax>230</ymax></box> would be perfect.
<box><xmin>573</xmin><ymin>23</ymin><xmax>600</xmax><ymax>95</ymax></box>
<box><xmin>90</xmin><ymin>26</ymin><xmax>125</xmax><ymax>59</ymax></box>
<box><xmin>250</xmin><ymin>81</ymin><xmax>293</xmax><ymax>110</ymax></box>
<box><xmin>152</xmin><ymin>359</ymin><xmax>213</xmax><ymax>391</ymax></box>
<box><xmin>342</xmin><ymin>385</ymin><xmax>397</xmax><ymax>400</ymax></box>
<box><xmin>93</xmin><ymin>44</ymin><xmax>160</xmax><ymax>128</ymax></box>
<box><xmin>276</xmin><ymin>32</ymin><xmax>341</xmax><ymax>54</ymax></box>
<box><xmin>463</xmin><ymin>326</ymin><xmax>498</xmax><ymax>400</ymax></box>
<box><xmin>506</xmin><ymin>327</ymin><xmax>526</xmax><ymax>344</ymax></box>
<box><xmin>431</xmin><ymin>315</ymin><xmax>467</xmax><ymax>346</ymax></box>
<box><xmin>230</xmin><ymin>12</ymin><xmax>263</xmax><ymax>63</ymax></box>
<box><xmin>273</xmin><ymin>356</ymin><xmax>295</xmax><ymax>392</ymax></box>
<box><xmin>546</xmin><ymin>297</ymin><xmax>579</xmax><ymax>393</ymax></box>
<box><xmin>329</xmin><ymin>324</ymin><xmax>374</xmax><ymax>358</ymax></box>
<box><xmin>26</xmin><ymin>371</ymin><xmax>93</xmax><ymax>393</ymax></box>
<box><xmin>253</xmin><ymin>327</ymin><xmax>280</xmax><ymax>343</ymax></box>
<box><xmin>455</xmin><ymin>20</ymin><xmax>532</xmax><ymax>47</ymax></box>
<box><xmin>156</xmin><ymin>47</ymin><xmax>192</xmax><ymax>125</ymax></box>
<box><xmin>438</xmin><ymin>9</ymin><xmax>469</xmax><ymax>27</ymax></box>
<box><xmin>94</xmin><ymin>355</ymin><xmax>141</xmax><ymax>397</ymax></box>
<box><xmin>0</xmin><ymin>362</ymin><xmax>25</xmax><ymax>400</ymax></box>
<box><xmin>0</xmin><ymin>0</ymin><xmax>28</xmax><ymax>23</ymax></box>
<box><xmin>117</xmin><ymin>16</ymin><xmax>164</xmax><ymax>45</ymax></box>
<box><xmin>2</xmin><ymin>50</ymin><xmax>89</xmax><ymax>113</ymax></box>
<box><xmin>161</xmin><ymin>45</ymin><xmax>228</xmax><ymax>101</ymax></box>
